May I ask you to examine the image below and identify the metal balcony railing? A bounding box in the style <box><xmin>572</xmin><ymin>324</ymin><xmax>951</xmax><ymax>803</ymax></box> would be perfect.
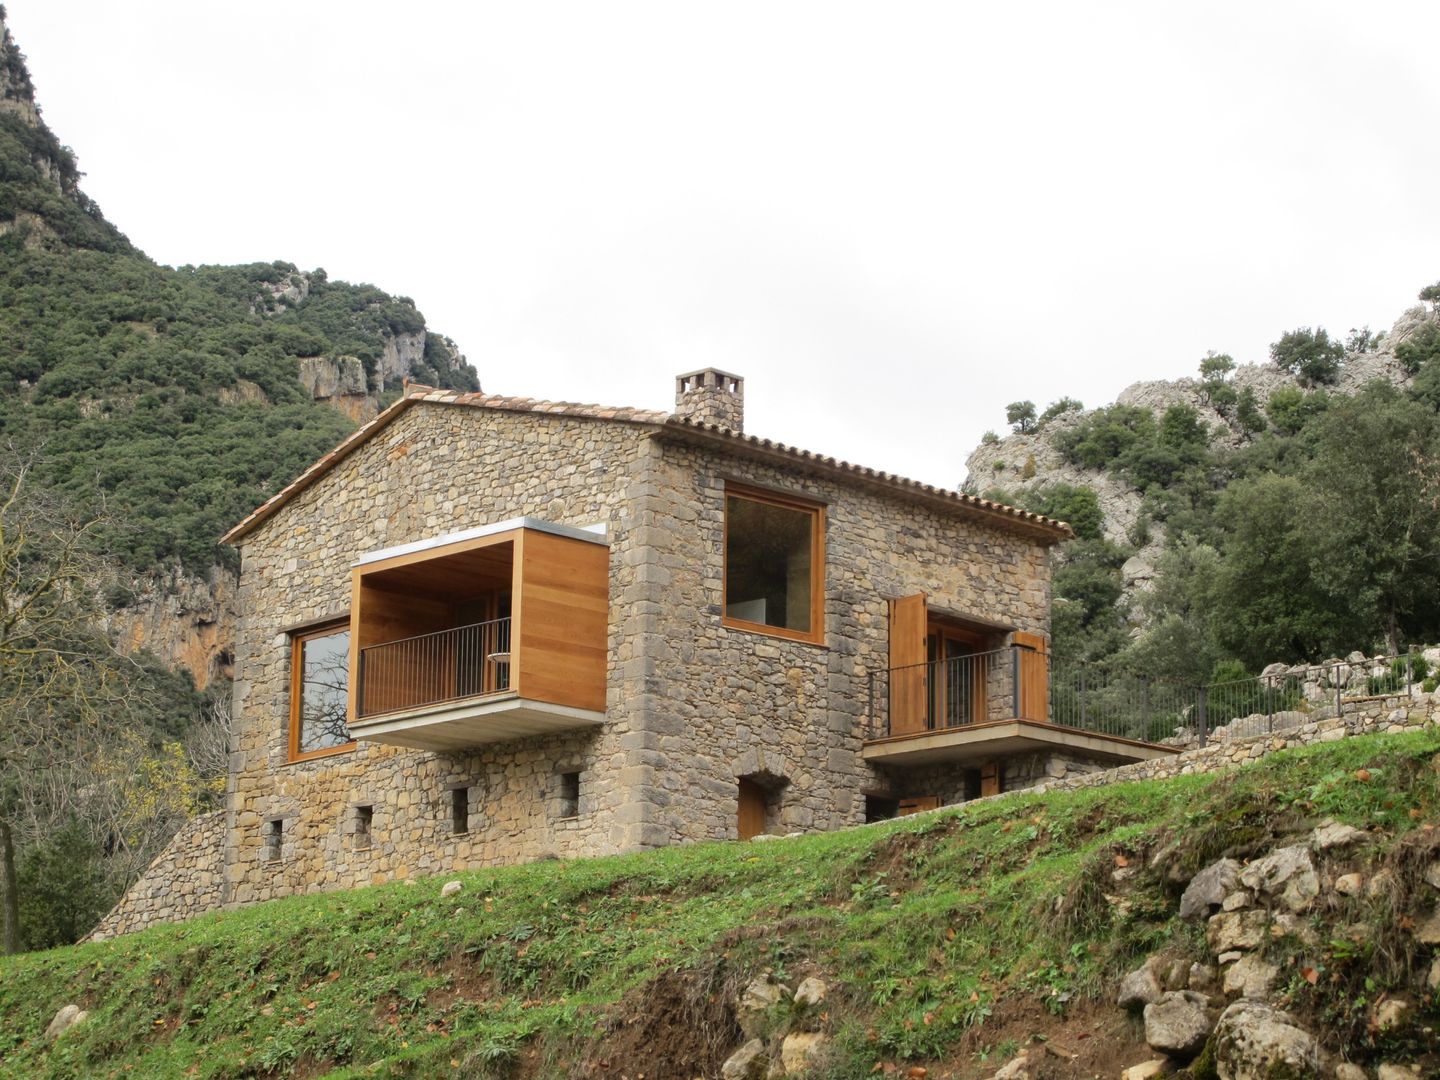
<box><xmin>357</xmin><ymin>617</ymin><xmax>511</xmax><ymax>719</ymax></box>
<box><xmin>867</xmin><ymin>645</ymin><xmax>1046</xmax><ymax>739</ymax></box>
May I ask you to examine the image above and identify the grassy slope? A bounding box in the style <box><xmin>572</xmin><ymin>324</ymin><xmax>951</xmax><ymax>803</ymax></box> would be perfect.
<box><xmin>1</xmin><ymin>732</ymin><xmax>1438</xmax><ymax>1079</ymax></box>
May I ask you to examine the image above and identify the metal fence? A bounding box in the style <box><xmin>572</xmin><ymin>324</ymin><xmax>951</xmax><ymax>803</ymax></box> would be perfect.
<box><xmin>867</xmin><ymin>648</ymin><xmax>1431</xmax><ymax>747</ymax></box>
<box><xmin>357</xmin><ymin>617</ymin><xmax>512</xmax><ymax>718</ymax></box>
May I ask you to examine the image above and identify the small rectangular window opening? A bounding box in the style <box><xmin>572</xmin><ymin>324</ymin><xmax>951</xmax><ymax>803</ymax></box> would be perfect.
<box><xmin>263</xmin><ymin>819</ymin><xmax>283</xmax><ymax>862</ymax></box>
<box><xmin>558</xmin><ymin>772</ymin><xmax>580</xmax><ymax>819</ymax></box>
<box><xmin>451</xmin><ymin>788</ymin><xmax>469</xmax><ymax>835</ymax></box>
<box><xmin>354</xmin><ymin>805</ymin><xmax>373</xmax><ymax>849</ymax></box>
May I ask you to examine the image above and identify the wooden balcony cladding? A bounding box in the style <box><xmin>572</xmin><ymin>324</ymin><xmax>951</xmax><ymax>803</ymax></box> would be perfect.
<box><xmin>346</xmin><ymin>521</ymin><xmax>609</xmax><ymax>738</ymax></box>
<box><xmin>514</xmin><ymin>529</ymin><xmax>608</xmax><ymax>713</ymax></box>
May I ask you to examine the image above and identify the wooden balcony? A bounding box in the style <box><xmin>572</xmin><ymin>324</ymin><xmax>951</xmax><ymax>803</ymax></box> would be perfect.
<box><xmin>862</xmin><ymin>644</ymin><xmax>1175</xmax><ymax>768</ymax></box>
<box><xmin>345</xmin><ymin>519</ymin><xmax>609</xmax><ymax>752</ymax></box>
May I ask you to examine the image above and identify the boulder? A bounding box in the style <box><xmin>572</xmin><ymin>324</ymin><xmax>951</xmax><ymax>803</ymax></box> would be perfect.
<box><xmin>44</xmin><ymin>1004</ymin><xmax>88</xmax><ymax>1041</ymax></box>
<box><xmin>1311</xmin><ymin>820</ymin><xmax>1365</xmax><ymax>850</ymax></box>
<box><xmin>1239</xmin><ymin>846</ymin><xmax>1319</xmax><ymax>913</ymax></box>
<box><xmin>1207</xmin><ymin>910</ymin><xmax>1268</xmax><ymax>954</ymax></box>
<box><xmin>1143</xmin><ymin>991</ymin><xmax>1212</xmax><ymax>1058</ymax></box>
<box><xmin>1222</xmin><ymin>955</ymin><xmax>1278</xmax><ymax>998</ymax></box>
<box><xmin>721</xmin><ymin>1039</ymin><xmax>769</xmax><ymax>1080</ymax></box>
<box><xmin>1181</xmin><ymin>859</ymin><xmax>1242</xmax><ymax>920</ymax></box>
<box><xmin>440</xmin><ymin>880</ymin><xmax>463</xmax><ymax>898</ymax></box>
<box><xmin>793</xmin><ymin>976</ymin><xmax>827</xmax><ymax>1008</ymax></box>
<box><xmin>1118</xmin><ymin>962</ymin><xmax>1164</xmax><ymax>1011</ymax></box>
<box><xmin>1335</xmin><ymin>873</ymin><xmax>1364</xmax><ymax>897</ymax></box>
<box><xmin>1212</xmin><ymin>1000</ymin><xmax>1322</xmax><ymax>1080</ymax></box>
<box><xmin>1121</xmin><ymin>1061</ymin><xmax>1168</xmax><ymax>1080</ymax></box>
<box><xmin>778</xmin><ymin>1032</ymin><xmax>827</xmax><ymax>1074</ymax></box>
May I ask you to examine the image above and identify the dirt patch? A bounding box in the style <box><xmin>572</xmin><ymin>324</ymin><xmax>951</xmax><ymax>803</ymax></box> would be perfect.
<box><xmin>945</xmin><ymin>996</ymin><xmax>1151</xmax><ymax>1079</ymax></box>
<box><xmin>560</xmin><ymin>969</ymin><xmax>741</xmax><ymax>1080</ymax></box>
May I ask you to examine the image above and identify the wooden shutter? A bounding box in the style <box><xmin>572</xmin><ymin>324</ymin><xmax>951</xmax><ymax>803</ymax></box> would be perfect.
<box><xmin>889</xmin><ymin>594</ymin><xmax>928</xmax><ymax>736</ymax></box>
<box><xmin>1013</xmin><ymin>631</ymin><xmax>1049</xmax><ymax>722</ymax></box>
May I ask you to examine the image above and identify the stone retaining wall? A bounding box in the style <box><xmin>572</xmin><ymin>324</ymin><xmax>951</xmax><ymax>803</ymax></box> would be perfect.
<box><xmin>1001</xmin><ymin>693</ymin><xmax>1439</xmax><ymax>802</ymax></box>
<box><xmin>89</xmin><ymin>810</ymin><xmax>226</xmax><ymax>940</ymax></box>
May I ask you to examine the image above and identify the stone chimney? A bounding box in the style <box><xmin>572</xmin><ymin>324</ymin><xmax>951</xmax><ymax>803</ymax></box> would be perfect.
<box><xmin>673</xmin><ymin>368</ymin><xmax>744</xmax><ymax>432</ymax></box>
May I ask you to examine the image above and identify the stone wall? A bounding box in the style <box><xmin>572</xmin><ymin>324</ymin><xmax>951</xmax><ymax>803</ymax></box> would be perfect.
<box><xmin>226</xmin><ymin>404</ymin><xmax>655</xmax><ymax>905</ymax></box>
<box><xmin>88</xmin><ymin>811</ymin><xmax>225</xmax><ymax>940</ymax></box>
<box><xmin>973</xmin><ymin>693</ymin><xmax>1440</xmax><ymax>806</ymax></box>
<box><xmin>217</xmin><ymin>399</ymin><xmax>1056</xmax><ymax>909</ymax></box>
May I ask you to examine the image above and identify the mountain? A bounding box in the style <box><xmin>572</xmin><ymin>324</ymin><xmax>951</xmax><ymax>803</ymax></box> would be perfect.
<box><xmin>0</xmin><ymin>8</ymin><xmax>480</xmax><ymax>687</ymax></box>
<box><xmin>963</xmin><ymin>300</ymin><xmax>1440</xmax><ymax>678</ymax></box>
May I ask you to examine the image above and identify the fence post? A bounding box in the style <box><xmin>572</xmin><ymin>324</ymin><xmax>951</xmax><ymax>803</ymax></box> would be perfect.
<box><xmin>1080</xmin><ymin>666</ymin><xmax>1088</xmax><ymax>727</ymax></box>
<box><xmin>1197</xmin><ymin>686</ymin><xmax>1208</xmax><ymax>749</ymax></box>
<box><xmin>1333</xmin><ymin>661</ymin><xmax>1342</xmax><ymax>721</ymax></box>
<box><xmin>1406</xmin><ymin>648</ymin><xmax>1414</xmax><ymax>695</ymax></box>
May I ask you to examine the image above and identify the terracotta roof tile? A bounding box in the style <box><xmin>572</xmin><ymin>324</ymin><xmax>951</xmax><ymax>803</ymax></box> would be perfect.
<box><xmin>220</xmin><ymin>388</ymin><xmax>1071</xmax><ymax>544</ymax></box>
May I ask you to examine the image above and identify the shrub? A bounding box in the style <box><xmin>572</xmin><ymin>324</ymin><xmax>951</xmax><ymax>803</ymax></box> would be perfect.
<box><xmin>1395</xmin><ymin>322</ymin><xmax>1440</xmax><ymax>376</ymax></box>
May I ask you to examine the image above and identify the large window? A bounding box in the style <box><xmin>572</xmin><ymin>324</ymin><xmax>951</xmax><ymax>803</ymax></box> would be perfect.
<box><xmin>289</xmin><ymin>623</ymin><xmax>354</xmax><ymax>760</ymax></box>
<box><xmin>723</xmin><ymin>485</ymin><xmax>825</xmax><ymax>644</ymax></box>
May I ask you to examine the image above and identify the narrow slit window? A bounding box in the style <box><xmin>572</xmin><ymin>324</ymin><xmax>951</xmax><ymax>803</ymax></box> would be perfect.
<box><xmin>263</xmin><ymin>819</ymin><xmax>282</xmax><ymax>862</ymax></box>
<box><xmin>451</xmin><ymin>788</ymin><xmax>469</xmax><ymax>835</ymax></box>
<box><xmin>558</xmin><ymin>772</ymin><xmax>580</xmax><ymax>819</ymax></box>
<box><xmin>354</xmin><ymin>805</ymin><xmax>373</xmax><ymax>849</ymax></box>
<box><xmin>723</xmin><ymin>486</ymin><xmax>824</xmax><ymax>644</ymax></box>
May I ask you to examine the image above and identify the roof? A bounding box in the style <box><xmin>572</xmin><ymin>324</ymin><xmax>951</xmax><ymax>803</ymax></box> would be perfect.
<box><xmin>220</xmin><ymin>386</ymin><xmax>1073</xmax><ymax>545</ymax></box>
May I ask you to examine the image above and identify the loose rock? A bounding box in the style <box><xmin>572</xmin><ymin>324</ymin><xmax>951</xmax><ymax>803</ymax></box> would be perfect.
<box><xmin>793</xmin><ymin>976</ymin><xmax>827</xmax><ymax>1008</ymax></box>
<box><xmin>1333</xmin><ymin>1066</ymin><xmax>1367</xmax><ymax>1080</ymax></box>
<box><xmin>1207</xmin><ymin>910</ymin><xmax>1268</xmax><ymax>954</ymax></box>
<box><xmin>990</xmin><ymin>1050</ymin><xmax>1038</xmax><ymax>1079</ymax></box>
<box><xmin>1121</xmin><ymin>1061</ymin><xmax>1168</xmax><ymax>1080</ymax></box>
<box><xmin>1239</xmin><ymin>846</ymin><xmax>1319</xmax><ymax>913</ymax></box>
<box><xmin>1118</xmin><ymin>962</ymin><xmax>1164</xmax><ymax>1011</ymax></box>
<box><xmin>1180</xmin><ymin>859</ymin><xmax>1242</xmax><ymax>920</ymax></box>
<box><xmin>44</xmin><ymin>1005</ymin><xmax>88</xmax><ymax>1041</ymax></box>
<box><xmin>721</xmin><ymin>1039</ymin><xmax>769</xmax><ymax>1080</ymax></box>
<box><xmin>778</xmin><ymin>1032</ymin><xmax>827</xmax><ymax>1073</ymax></box>
<box><xmin>1143</xmin><ymin>991</ymin><xmax>1212</xmax><ymax>1058</ymax></box>
<box><xmin>1311</xmin><ymin>820</ymin><xmax>1365</xmax><ymax>850</ymax></box>
<box><xmin>1412</xmin><ymin>906</ymin><xmax>1440</xmax><ymax>945</ymax></box>
<box><xmin>440</xmin><ymin>880</ymin><xmax>462</xmax><ymax>898</ymax></box>
<box><xmin>1212</xmin><ymin>1000</ymin><xmax>1322</xmax><ymax>1080</ymax></box>
<box><xmin>1221</xmin><ymin>955</ymin><xmax>1278</xmax><ymax>998</ymax></box>
<box><xmin>1372</xmin><ymin>997</ymin><xmax>1412</xmax><ymax>1032</ymax></box>
<box><xmin>1376</xmin><ymin>1068</ymin><xmax>1420</xmax><ymax>1080</ymax></box>
<box><xmin>1188</xmin><ymin>963</ymin><xmax>1218</xmax><ymax>992</ymax></box>
<box><xmin>1335</xmin><ymin>873</ymin><xmax>1364</xmax><ymax>897</ymax></box>
<box><xmin>736</xmin><ymin>976</ymin><xmax>788</xmax><ymax>1039</ymax></box>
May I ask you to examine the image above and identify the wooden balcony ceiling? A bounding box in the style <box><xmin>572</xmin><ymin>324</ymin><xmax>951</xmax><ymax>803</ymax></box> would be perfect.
<box><xmin>861</xmin><ymin>719</ymin><xmax>1178</xmax><ymax>768</ymax></box>
<box><xmin>362</xmin><ymin>543</ymin><xmax>513</xmax><ymax>595</ymax></box>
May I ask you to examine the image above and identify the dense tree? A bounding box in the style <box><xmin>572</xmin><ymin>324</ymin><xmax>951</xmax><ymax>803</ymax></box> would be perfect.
<box><xmin>1270</xmin><ymin>327</ymin><xmax>1345</xmax><ymax>386</ymax></box>
<box><xmin>1006</xmin><ymin>400</ymin><xmax>1037</xmax><ymax>433</ymax></box>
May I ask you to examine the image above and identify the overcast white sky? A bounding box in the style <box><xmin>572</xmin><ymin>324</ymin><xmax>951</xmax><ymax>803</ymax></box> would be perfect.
<box><xmin>9</xmin><ymin>1</ymin><xmax>1439</xmax><ymax>487</ymax></box>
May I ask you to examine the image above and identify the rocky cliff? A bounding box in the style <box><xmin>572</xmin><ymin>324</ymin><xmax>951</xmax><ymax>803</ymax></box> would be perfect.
<box><xmin>963</xmin><ymin>305</ymin><xmax>1433</xmax><ymax>597</ymax></box>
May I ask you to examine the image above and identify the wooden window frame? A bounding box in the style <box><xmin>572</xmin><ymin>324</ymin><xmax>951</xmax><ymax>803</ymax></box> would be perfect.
<box><xmin>288</xmin><ymin>619</ymin><xmax>357</xmax><ymax>763</ymax></box>
<box><xmin>721</xmin><ymin>483</ymin><xmax>826</xmax><ymax>646</ymax></box>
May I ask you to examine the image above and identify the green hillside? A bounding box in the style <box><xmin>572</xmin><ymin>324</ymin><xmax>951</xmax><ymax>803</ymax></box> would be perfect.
<box><xmin>0</xmin><ymin>10</ymin><xmax>478</xmax><ymax>575</ymax></box>
<box><xmin>1</xmin><ymin>732</ymin><xmax>1436</xmax><ymax>1078</ymax></box>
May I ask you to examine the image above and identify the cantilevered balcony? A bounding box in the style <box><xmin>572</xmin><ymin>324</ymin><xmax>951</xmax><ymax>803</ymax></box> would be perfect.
<box><xmin>861</xmin><ymin>645</ymin><xmax>1175</xmax><ymax>768</ymax></box>
<box><xmin>345</xmin><ymin>518</ymin><xmax>609</xmax><ymax>752</ymax></box>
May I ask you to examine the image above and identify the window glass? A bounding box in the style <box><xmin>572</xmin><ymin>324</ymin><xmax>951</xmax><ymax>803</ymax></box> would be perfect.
<box><xmin>297</xmin><ymin>628</ymin><xmax>351</xmax><ymax>754</ymax></box>
<box><xmin>725</xmin><ymin>494</ymin><xmax>816</xmax><ymax>634</ymax></box>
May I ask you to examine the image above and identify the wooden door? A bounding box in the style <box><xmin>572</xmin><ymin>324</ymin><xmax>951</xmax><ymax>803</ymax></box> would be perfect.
<box><xmin>1013</xmin><ymin>631</ymin><xmax>1049</xmax><ymax>722</ymax></box>
<box><xmin>889</xmin><ymin>594</ymin><xmax>928</xmax><ymax>736</ymax></box>
<box><xmin>980</xmin><ymin>762</ymin><xmax>1001</xmax><ymax>797</ymax></box>
<box><xmin>897</xmin><ymin>796</ymin><xmax>941</xmax><ymax>816</ymax></box>
<box><xmin>738</xmin><ymin>779</ymin><xmax>767</xmax><ymax>840</ymax></box>
<box><xmin>929</xmin><ymin>626</ymin><xmax>987</xmax><ymax>729</ymax></box>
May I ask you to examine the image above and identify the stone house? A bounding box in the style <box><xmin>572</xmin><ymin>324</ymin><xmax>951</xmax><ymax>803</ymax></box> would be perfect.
<box><xmin>213</xmin><ymin>370</ymin><xmax>1172</xmax><ymax>906</ymax></box>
